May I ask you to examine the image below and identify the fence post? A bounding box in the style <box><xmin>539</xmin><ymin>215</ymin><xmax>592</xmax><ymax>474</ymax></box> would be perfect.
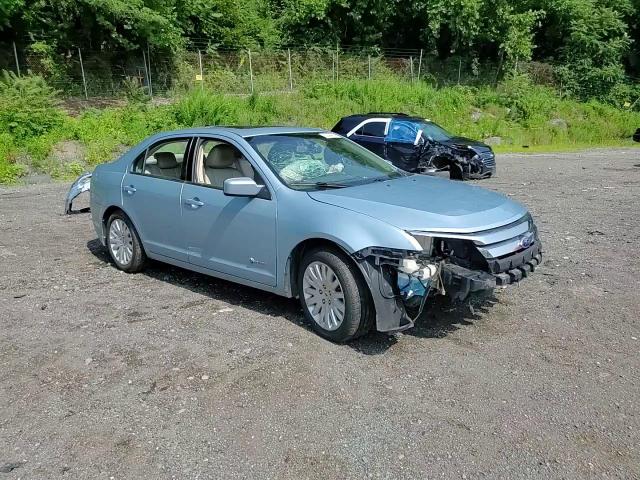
<box><xmin>248</xmin><ymin>49</ymin><xmax>254</xmax><ymax>94</ymax></box>
<box><xmin>142</xmin><ymin>49</ymin><xmax>150</xmax><ymax>97</ymax></box>
<box><xmin>457</xmin><ymin>58</ymin><xmax>462</xmax><ymax>85</ymax></box>
<box><xmin>368</xmin><ymin>55</ymin><xmax>371</xmax><ymax>80</ymax></box>
<box><xmin>77</xmin><ymin>47</ymin><xmax>88</xmax><ymax>100</ymax></box>
<box><xmin>332</xmin><ymin>53</ymin><xmax>335</xmax><ymax>82</ymax></box>
<box><xmin>410</xmin><ymin>56</ymin><xmax>414</xmax><ymax>83</ymax></box>
<box><xmin>335</xmin><ymin>44</ymin><xmax>339</xmax><ymax>81</ymax></box>
<box><xmin>12</xmin><ymin>41</ymin><xmax>21</xmax><ymax>76</ymax></box>
<box><xmin>146</xmin><ymin>44</ymin><xmax>153</xmax><ymax>98</ymax></box>
<box><xmin>287</xmin><ymin>48</ymin><xmax>293</xmax><ymax>91</ymax></box>
<box><xmin>417</xmin><ymin>49</ymin><xmax>423</xmax><ymax>81</ymax></box>
<box><xmin>198</xmin><ymin>50</ymin><xmax>204</xmax><ymax>91</ymax></box>
<box><xmin>494</xmin><ymin>50</ymin><xmax>504</xmax><ymax>86</ymax></box>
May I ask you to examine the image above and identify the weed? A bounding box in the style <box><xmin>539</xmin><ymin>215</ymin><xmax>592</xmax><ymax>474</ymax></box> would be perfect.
<box><xmin>1</xmin><ymin>76</ymin><xmax>639</xmax><ymax>184</ymax></box>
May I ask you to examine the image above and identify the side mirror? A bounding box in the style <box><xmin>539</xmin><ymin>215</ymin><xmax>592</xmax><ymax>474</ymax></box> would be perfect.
<box><xmin>223</xmin><ymin>177</ymin><xmax>262</xmax><ymax>197</ymax></box>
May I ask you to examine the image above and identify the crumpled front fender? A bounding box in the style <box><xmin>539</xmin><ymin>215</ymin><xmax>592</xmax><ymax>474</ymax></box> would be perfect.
<box><xmin>64</xmin><ymin>172</ymin><xmax>92</xmax><ymax>214</ymax></box>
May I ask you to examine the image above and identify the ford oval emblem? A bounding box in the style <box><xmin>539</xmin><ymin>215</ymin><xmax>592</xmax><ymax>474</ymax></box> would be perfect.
<box><xmin>518</xmin><ymin>232</ymin><xmax>534</xmax><ymax>250</ymax></box>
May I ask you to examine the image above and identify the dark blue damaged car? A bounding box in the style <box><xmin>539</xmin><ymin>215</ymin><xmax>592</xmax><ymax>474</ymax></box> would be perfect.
<box><xmin>332</xmin><ymin>113</ymin><xmax>496</xmax><ymax>180</ymax></box>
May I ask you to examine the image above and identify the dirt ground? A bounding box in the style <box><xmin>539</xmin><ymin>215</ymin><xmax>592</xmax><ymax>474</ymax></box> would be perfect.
<box><xmin>1</xmin><ymin>149</ymin><xmax>639</xmax><ymax>479</ymax></box>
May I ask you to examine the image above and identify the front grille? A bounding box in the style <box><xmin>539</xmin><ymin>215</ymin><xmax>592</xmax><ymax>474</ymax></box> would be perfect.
<box><xmin>414</xmin><ymin>214</ymin><xmax>537</xmax><ymax>265</ymax></box>
<box><xmin>479</xmin><ymin>151</ymin><xmax>495</xmax><ymax>168</ymax></box>
<box><xmin>471</xmin><ymin>216</ymin><xmax>535</xmax><ymax>260</ymax></box>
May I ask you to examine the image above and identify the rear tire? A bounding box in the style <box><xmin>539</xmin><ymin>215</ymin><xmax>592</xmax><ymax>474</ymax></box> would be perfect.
<box><xmin>106</xmin><ymin>211</ymin><xmax>146</xmax><ymax>273</ymax></box>
<box><xmin>298</xmin><ymin>248</ymin><xmax>374</xmax><ymax>342</ymax></box>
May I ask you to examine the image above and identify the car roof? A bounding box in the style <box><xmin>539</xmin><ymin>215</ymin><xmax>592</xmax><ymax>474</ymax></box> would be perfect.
<box><xmin>341</xmin><ymin>113</ymin><xmax>427</xmax><ymax>122</ymax></box>
<box><xmin>332</xmin><ymin>113</ymin><xmax>431</xmax><ymax>134</ymax></box>
<box><xmin>153</xmin><ymin>126</ymin><xmax>325</xmax><ymax>139</ymax></box>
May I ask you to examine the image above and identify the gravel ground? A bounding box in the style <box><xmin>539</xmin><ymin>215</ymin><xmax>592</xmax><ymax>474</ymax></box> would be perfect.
<box><xmin>1</xmin><ymin>149</ymin><xmax>639</xmax><ymax>479</ymax></box>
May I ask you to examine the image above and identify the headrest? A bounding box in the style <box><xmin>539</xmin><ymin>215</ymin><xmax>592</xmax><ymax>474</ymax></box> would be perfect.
<box><xmin>206</xmin><ymin>144</ymin><xmax>237</xmax><ymax>168</ymax></box>
<box><xmin>155</xmin><ymin>152</ymin><xmax>178</xmax><ymax>169</ymax></box>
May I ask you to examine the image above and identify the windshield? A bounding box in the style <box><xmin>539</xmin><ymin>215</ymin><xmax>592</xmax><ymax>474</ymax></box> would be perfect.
<box><xmin>420</xmin><ymin>122</ymin><xmax>452</xmax><ymax>142</ymax></box>
<box><xmin>387</xmin><ymin>119</ymin><xmax>452</xmax><ymax>144</ymax></box>
<box><xmin>247</xmin><ymin>132</ymin><xmax>404</xmax><ymax>190</ymax></box>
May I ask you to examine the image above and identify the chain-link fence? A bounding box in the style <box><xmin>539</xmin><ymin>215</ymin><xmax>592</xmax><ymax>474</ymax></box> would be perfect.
<box><xmin>1</xmin><ymin>41</ymin><xmax>514</xmax><ymax>99</ymax></box>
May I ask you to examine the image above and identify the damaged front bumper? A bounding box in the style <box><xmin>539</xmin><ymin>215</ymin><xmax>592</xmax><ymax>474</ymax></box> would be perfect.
<box><xmin>355</xmin><ymin>248</ymin><xmax>437</xmax><ymax>333</ymax></box>
<box><xmin>417</xmin><ymin>144</ymin><xmax>496</xmax><ymax>180</ymax></box>
<box><xmin>467</xmin><ymin>151</ymin><xmax>496</xmax><ymax>179</ymax></box>
<box><xmin>467</xmin><ymin>162</ymin><xmax>496</xmax><ymax>179</ymax></box>
<box><xmin>64</xmin><ymin>172</ymin><xmax>92</xmax><ymax>214</ymax></box>
<box><xmin>353</xmin><ymin>218</ymin><xmax>543</xmax><ymax>333</ymax></box>
<box><xmin>439</xmin><ymin>243</ymin><xmax>542</xmax><ymax>301</ymax></box>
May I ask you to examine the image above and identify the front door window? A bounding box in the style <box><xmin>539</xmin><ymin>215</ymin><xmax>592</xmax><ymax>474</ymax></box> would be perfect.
<box><xmin>192</xmin><ymin>138</ymin><xmax>257</xmax><ymax>188</ymax></box>
<box><xmin>180</xmin><ymin>137</ymin><xmax>277</xmax><ymax>286</ymax></box>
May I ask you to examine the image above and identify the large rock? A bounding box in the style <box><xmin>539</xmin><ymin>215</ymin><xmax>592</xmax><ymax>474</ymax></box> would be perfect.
<box><xmin>471</xmin><ymin>109</ymin><xmax>496</xmax><ymax>123</ymax></box>
<box><xmin>549</xmin><ymin>118</ymin><xmax>568</xmax><ymax>130</ymax></box>
<box><xmin>470</xmin><ymin>109</ymin><xmax>483</xmax><ymax>123</ymax></box>
<box><xmin>483</xmin><ymin>136</ymin><xmax>502</xmax><ymax>146</ymax></box>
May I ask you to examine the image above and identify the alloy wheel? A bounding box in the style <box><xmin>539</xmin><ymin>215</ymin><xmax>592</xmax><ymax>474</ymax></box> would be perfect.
<box><xmin>108</xmin><ymin>218</ymin><xmax>134</xmax><ymax>266</ymax></box>
<box><xmin>302</xmin><ymin>261</ymin><xmax>346</xmax><ymax>331</ymax></box>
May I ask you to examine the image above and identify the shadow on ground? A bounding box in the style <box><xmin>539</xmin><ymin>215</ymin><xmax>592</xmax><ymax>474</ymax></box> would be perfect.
<box><xmin>88</xmin><ymin>238</ymin><xmax>498</xmax><ymax>356</ymax></box>
<box><xmin>348</xmin><ymin>293</ymin><xmax>498</xmax><ymax>355</ymax></box>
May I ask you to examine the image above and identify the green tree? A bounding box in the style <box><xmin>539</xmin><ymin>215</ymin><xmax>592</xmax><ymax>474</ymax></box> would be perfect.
<box><xmin>177</xmin><ymin>0</ymin><xmax>280</xmax><ymax>47</ymax></box>
<box><xmin>0</xmin><ymin>0</ymin><xmax>23</xmax><ymax>27</ymax></box>
<box><xmin>553</xmin><ymin>0</ymin><xmax>632</xmax><ymax>99</ymax></box>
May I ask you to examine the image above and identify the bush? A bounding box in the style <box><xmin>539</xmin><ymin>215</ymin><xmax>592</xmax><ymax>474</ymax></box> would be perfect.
<box><xmin>0</xmin><ymin>133</ymin><xmax>27</xmax><ymax>183</ymax></box>
<box><xmin>172</xmin><ymin>90</ymin><xmax>239</xmax><ymax>126</ymax></box>
<box><xmin>122</xmin><ymin>76</ymin><xmax>150</xmax><ymax>104</ymax></box>
<box><xmin>0</xmin><ymin>160</ymin><xmax>26</xmax><ymax>183</ymax></box>
<box><xmin>495</xmin><ymin>74</ymin><xmax>557</xmax><ymax>123</ymax></box>
<box><xmin>1</xmin><ymin>78</ymin><xmax>639</xmax><ymax>185</ymax></box>
<box><xmin>0</xmin><ymin>71</ymin><xmax>65</xmax><ymax>141</ymax></box>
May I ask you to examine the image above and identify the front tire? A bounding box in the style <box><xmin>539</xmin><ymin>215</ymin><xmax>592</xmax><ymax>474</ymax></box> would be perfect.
<box><xmin>106</xmin><ymin>211</ymin><xmax>146</xmax><ymax>273</ymax></box>
<box><xmin>449</xmin><ymin>163</ymin><xmax>464</xmax><ymax>180</ymax></box>
<box><xmin>298</xmin><ymin>248</ymin><xmax>373</xmax><ymax>342</ymax></box>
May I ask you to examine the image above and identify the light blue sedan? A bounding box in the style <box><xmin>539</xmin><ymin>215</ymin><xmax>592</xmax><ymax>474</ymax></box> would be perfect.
<box><xmin>84</xmin><ymin>127</ymin><xmax>542</xmax><ymax>342</ymax></box>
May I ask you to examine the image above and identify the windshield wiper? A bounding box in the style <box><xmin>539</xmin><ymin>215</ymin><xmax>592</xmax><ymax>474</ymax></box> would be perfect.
<box><xmin>289</xmin><ymin>181</ymin><xmax>350</xmax><ymax>189</ymax></box>
<box><xmin>365</xmin><ymin>175</ymin><xmax>402</xmax><ymax>184</ymax></box>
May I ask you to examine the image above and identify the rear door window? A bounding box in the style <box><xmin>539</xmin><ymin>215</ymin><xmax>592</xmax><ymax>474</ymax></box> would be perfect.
<box><xmin>132</xmin><ymin>139</ymin><xmax>191</xmax><ymax>180</ymax></box>
<box><xmin>355</xmin><ymin>121</ymin><xmax>386</xmax><ymax>137</ymax></box>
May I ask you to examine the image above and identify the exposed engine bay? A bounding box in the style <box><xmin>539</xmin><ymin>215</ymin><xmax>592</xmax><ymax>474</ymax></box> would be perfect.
<box><xmin>354</xmin><ymin>216</ymin><xmax>542</xmax><ymax>333</ymax></box>
<box><xmin>390</xmin><ymin>138</ymin><xmax>494</xmax><ymax>180</ymax></box>
<box><xmin>418</xmin><ymin>140</ymin><xmax>487</xmax><ymax>180</ymax></box>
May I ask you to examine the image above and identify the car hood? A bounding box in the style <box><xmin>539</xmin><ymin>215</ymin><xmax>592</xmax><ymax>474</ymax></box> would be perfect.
<box><xmin>441</xmin><ymin>136</ymin><xmax>492</xmax><ymax>153</ymax></box>
<box><xmin>307</xmin><ymin>175</ymin><xmax>527</xmax><ymax>233</ymax></box>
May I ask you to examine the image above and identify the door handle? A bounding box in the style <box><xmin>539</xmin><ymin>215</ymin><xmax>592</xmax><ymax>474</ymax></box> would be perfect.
<box><xmin>123</xmin><ymin>185</ymin><xmax>136</xmax><ymax>195</ymax></box>
<box><xmin>184</xmin><ymin>197</ymin><xmax>204</xmax><ymax>208</ymax></box>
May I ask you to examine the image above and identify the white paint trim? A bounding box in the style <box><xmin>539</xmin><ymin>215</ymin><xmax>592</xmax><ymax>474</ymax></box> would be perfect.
<box><xmin>346</xmin><ymin>118</ymin><xmax>390</xmax><ymax>138</ymax></box>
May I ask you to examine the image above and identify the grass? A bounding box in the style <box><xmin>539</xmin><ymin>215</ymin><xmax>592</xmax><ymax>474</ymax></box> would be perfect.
<box><xmin>493</xmin><ymin>141</ymin><xmax>640</xmax><ymax>154</ymax></box>
<box><xmin>1</xmin><ymin>76</ymin><xmax>639</xmax><ymax>184</ymax></box>
<box><xmin>0</xmin><ymin>133</ymin><xmax>27</xmax><ymax>183</ymax></box>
